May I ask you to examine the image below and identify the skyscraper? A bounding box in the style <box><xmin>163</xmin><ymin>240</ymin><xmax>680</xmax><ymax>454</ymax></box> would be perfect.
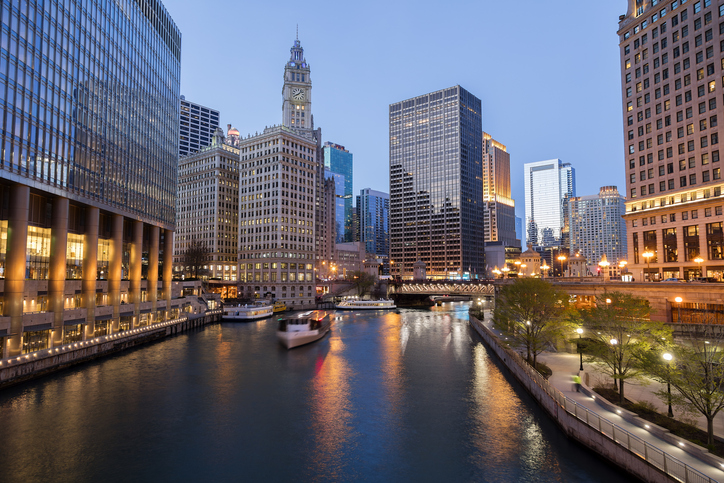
<box><xmin>0</xmin><ymin>0</ymin><xmax>181</xmax><ymax>357</ymax></box>
<box><xmin>619</xmin><ymin>0</ymin><xmax>724</xmax><ymax>281</ymax></box>
<box><xmin>323</xmin><ymin>142</ymin><xmax>353</xmax><ymax>242</ymax></box>
<box><xmin>482</xmin><ymin>132</ymin><xmax>518</xmax><ymax>247</ymax></box>
<box><xmin>524</xmin><ymin>159</ymin><xmax>576</xmax><ymax>248</ymax></box>
<box><xmin>179</xmin><ymin>97</ymin><xmax>221</xmax><ymax>157</ymax></box>
<box><xmin>356</xmin><ymin>188</ymin><xmax>389</xmax><ymax>258</ymax></box>
<box><xmin>325</xmin><ymin>168</ymin><xmax>346</xmax><ymax>244</ymax></box>
<box><xmin>389</xmin><ymin>86</ymin><xmax>484</xmax><ymax>279</ymax></box>
<box><xmin>569</xmin><ymin>186</ymin><xmax>628</xmax><ymax>266</ymax></box>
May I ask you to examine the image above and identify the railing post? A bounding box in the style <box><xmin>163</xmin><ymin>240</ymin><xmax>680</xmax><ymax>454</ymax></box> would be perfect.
<box><xmin>663</xmin><ymin>453</ymin><xmax>668</xmax><ymax>475</ymax></box>
<box><xmin>644</xmin><ymin>443</ymin><xmax>648</xmax><ymax>462</ymax></box>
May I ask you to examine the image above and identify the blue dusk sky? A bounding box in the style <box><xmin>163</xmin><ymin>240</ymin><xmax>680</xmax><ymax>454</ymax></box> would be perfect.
<box><xmin>163</xmin><ymin>0</ymin><xmax>627</xmax><ymax>226</ymax></box>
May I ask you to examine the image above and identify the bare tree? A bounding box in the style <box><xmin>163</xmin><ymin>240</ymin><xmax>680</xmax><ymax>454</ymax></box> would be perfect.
<box><xmin>493</xmin><ymin>278</ymin><xmax>571</xmax><ymax>369</ymax></box>
<box><xmin>183</xmin><ymin>240</ymin><xmax>209</xmax><ymax>279</ymax></box>
<box><xmin>350</xmin><ymin>270</ymin><xmax>376</xmax><ymax>297</ymax></box>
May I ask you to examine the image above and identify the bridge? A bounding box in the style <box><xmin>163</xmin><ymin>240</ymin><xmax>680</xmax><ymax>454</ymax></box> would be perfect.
<box><xmin>388</xmin><ymin>280</ymin><xmax>495</xmax><ymax>298</ymax></box>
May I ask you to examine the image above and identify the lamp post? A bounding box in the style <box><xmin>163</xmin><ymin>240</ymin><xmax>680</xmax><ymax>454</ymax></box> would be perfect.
<box><xmin>493</xmin><ymin>267</ymin><xmax>502</xmax><ymax>279</ymax></box>
<box><xmin>501</xmin><ymin>266</ymin><xmax>510</xmax><ymax>278</ymax></box>
<box><xmin>540</xmin><ymin>263</ymin><xmax>549</xmax><ymax>279</ymax></box>
<box><xmin>694</xmin><ymin>256</ymin><xmax>704</xmax><ymax>278</ymax></box>
<box><xmin>576</xmin><ymin>328</ymin><xmax>584</xmax><ymax>371</ymax></box>
<box><xmin>520</xmin><ymin>264</ymin><xmax>527</xmax><ymax>277</ymax></box>
<box><xmin>619</xmin><ymin>260</ymin><xmax>627</xmax><ymax>280</ymax></box>
<box><xmin>514</xmin><ymin>260</ymin><xmax>521</xmax><ymax>276</ymax></box>
<box><xmin>674</xmin><ymin>296</ymin><xmax>682</xmax><ymax>323</ymax></box>
<box><xmin>557</xmin><ymin>254</ymin><xmax>567</xmax><ymax>277</ymax></box>
<box><xmin>599</xmin><ymin>254</ymin><xmax>610</xmax><ymax>282</ymax></box>
<box><xmin>663</xmin><ymin>352</ymin><xmax>674</xmax><ymax>418</ymax></box>
<box><xmin>642</xmin><ymin>250</ymin><xmax>654</xmax><ymax>281</ymax></box>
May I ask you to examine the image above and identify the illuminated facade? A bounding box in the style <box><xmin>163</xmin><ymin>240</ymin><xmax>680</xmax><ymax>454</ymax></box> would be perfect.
<box><xmin>482</xmin><ymin>132</ymin><xmax>518</xmax><ymax>247</ymax></box>
<box><xmin>175</xmin><ymin>129</ymin><xmax>239</xmax><ymax>281</ymax></box>
<box><xmin>389</xmin><ymin>86</ymin><xmax>484</xmax><ymax>279</ymax></box>
<box><xmin>619</xmin><ymin>0</ymin><xmax>724</xmax><ymax>281</ymax></box>
<box><xmin>0</xmin><ymin>0</ymin><xmax>185</xmax><ymax>358</ymax></box>
<box><xmin>569</xmin><ymin>186</ymin><xmax>628</xmax><ymax>266</ymax></box>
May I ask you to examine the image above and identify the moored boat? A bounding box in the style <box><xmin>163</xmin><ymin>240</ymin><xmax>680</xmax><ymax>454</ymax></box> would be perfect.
<box><xmin>273</xmin><ymin>301</ymin><xmax>287</xmax><ymax>313</ymax></box>
<box><xmin>277</xmin><ymin>310</ymin><xmax>331</xmax><ymax>349</ymax></box>
<box><xmin>335</xmin><ymin>298</ymin><xmax>397</xmax><ymax>310</ymax></box>
<box><xmin>223</xmin><ymin>302</ymin><xmax>273</xmax><ymax>321</ymax></box>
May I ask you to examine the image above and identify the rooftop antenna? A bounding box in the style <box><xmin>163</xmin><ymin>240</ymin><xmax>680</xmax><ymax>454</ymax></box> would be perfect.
<box><xmin>296</xmin><ymin>25</ymin><xmax>299</xmax><ymax>40</ymax></box>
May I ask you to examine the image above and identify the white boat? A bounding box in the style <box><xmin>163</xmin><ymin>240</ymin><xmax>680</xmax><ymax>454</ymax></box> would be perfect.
<box><xmin>223</xmin><ymin>302</ymin><xmax>273</xmax><ymax>321</ymax></box>
<box><xmin>277</xmin><ymin>311</ymin><xmax>331</xmax><ymax>349</ymax></box>
<box><xmin>335</xmin><ymin>298</ymin><xmax>397</xmax><ymax>310</ymax></box>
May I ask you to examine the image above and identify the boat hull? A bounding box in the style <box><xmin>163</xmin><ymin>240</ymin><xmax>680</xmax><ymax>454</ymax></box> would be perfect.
<box><xmin>277</xmin><ymin>326</ymin><xmax>329</xmax><ymax>349</ymax></box>
<box><xmin>223</xmin><ymin>312</ymin><xmax>273</xmax><ymax>321</ymax></box>
<box><xmin>335</xmin><ymin>303</ymin><xmax>396</xmax><ymax>310</ymax></box>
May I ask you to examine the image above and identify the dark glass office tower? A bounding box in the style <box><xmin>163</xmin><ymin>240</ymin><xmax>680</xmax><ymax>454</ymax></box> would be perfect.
<box><xmin>0</xmin><ymin>0</ymin><xmax>181</xmax><ymax>356</ymax></box>
<box><xmin>389</xmin><ymin>86</ymin><xmax>483</xmax><ymax>280</ymax></box>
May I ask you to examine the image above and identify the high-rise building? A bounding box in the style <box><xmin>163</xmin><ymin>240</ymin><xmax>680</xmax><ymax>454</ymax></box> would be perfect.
<box><xmin>516</xmin><ymin>216</ymin><xmax>524</xmax><ymax>247</ymax></box>
<box><xmin>524</xmin><ymin>159</ymin><xmax>576</xmax><ymax>248</ymax></box>
<box><xmin>619</xmin><ymin>0</ymin><xmax>724</xmax><ymax>281</ymax></box>
<box><xmin>323</xmin><ymin>142</ymin><xmax>353</xmax><ymax>242</ymax></box>
<box><xmin>0</xmin><ymin>0</ymin><xmax>182</xmax><ymax>357</ymax></box>
<box><xmin>179</xmin><ymin>97</ymin><xmax>220</xmax><ymax>157</ymax></box>
<box><xmin>235</xmin><ymin>37</ymin><xmax>319</xmax><ymax>308</ymax></box>
<box><xmin>175</xmin><ymin>129</ymin><xmax>239</xmax><ymax>282</ymax></box>
<box><xmin>389</xmin><ymin>86</ymin><xmax>484</xmax><ymax>280</ymax></box>
<box><xmin>569</xmin><ymin>186</ymin><xmax>628</xmax><ymax>266</ymax></box>
<box><xmin>356</xmin><ymin>188</ymin><xmax>389</xmax><ymax>258</ymax></box>
<box><xmin>324</xmin><ymin>168</ymin><xmax>346</xmax><ymax>244</ymax></box>
<box><xmin>482</xmin><ymin>132</ymin><xmax>518</xmax><ymax>247</ymax></box>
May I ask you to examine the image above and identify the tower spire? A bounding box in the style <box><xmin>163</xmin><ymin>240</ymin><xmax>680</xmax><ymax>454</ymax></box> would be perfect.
<box><xmin>296</xmin><ymin>24</ymin><xmax>298</xmax><ymax>41</ymax></box>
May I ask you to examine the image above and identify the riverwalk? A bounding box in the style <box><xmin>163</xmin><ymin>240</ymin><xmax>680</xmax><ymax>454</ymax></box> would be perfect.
<box><xmin>476</xmin><ymin>312</ymin><xmax>724</xmax><ymax>482</ymax></box>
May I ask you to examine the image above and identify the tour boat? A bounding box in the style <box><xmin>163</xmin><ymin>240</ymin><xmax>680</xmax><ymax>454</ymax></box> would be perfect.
<box><xmin>223</xmin><ymin>302</ymin><xmax>273</xmax><ymax>321</ymax></box>
<box><xmin>335</xmin><ymin>298</ymin><xmax>397</xmax><ymax>310</ymax></box>
<box><xmin>277</xmin><ymin>311</ymin><xmax>331</xmax><ymax>349</ymax></box>
<box><xmin>273</xmin><ymin>301</ymin><xmax>288</xmax><ymax>313</ymax></box>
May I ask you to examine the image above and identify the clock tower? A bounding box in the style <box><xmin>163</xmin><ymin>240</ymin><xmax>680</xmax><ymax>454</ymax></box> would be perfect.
<box><xmin>282</xmin><ymin>34</ymin><xmax>313</xmax><ymax>136</ymax></box>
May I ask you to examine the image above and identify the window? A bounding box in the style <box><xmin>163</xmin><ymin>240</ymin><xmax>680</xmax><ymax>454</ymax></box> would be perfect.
<box><xmin>669</xmin><ymin>178</ymin><xmax>676</xmax><ymax>189</ymax></box>
<box><xmin>668</xmin><ymin>162</ymin><xmax>675</xmax><ymax>173</ymax></box>
<box><xmin>702</xmin><ymin>136</ymin><xmax>709</xmax><ymax>148</ymax></box>
<box><xmin>704</xmin><ymin>170</ymin><xmax>711</xmax><ymax>182</ymax></box>
<box><xmin>690</xmin><ymin>173</ymin><xmax>697</xmax><ymax>185</ymax></box>
<box><xmin>700</xmin><ymin>101</ymin><xmax>707</xmax><ymax>113</ymax></box>
<box><xmin>717</xmin><ymin>168</ymin><xmax>722</xmax><ymax>180</ymax></box>
<box><xmin>681</xmin><ymin>175</ymin><xmax>688</xmax><ymax>186</ymax></box>
<box><xmin>706</xmin><ymin>207</ymin><xmax>712</xmax><ymax>217</ymax></box>
<box><xmin>690</xmin><ymin>157</ymin><xmax>697</xmax><ymax>168</ymax></box>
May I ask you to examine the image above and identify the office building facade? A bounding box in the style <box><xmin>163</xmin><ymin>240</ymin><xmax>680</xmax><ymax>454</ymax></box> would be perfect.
<box><xmin>324</xmin><ymin>168</ymin><xmax>345</xmax><ymax>244</ymax></box>
<box><xmin>175</xmin><ymin>129</ymin><xmax>239</xmax><ymax>281</ymax></box>
<box><xmin>570</xmin><ymin>186</ymin><xmax>628</xmax><ymax>266</ymax></box>
<box><xmin>619</xmin><ymin>0</ymin><xmax>724</xmax><ymax>281</ymax></box>
<box><xmin>524</xmin><ymin>159</ymin><xmax>576</xmax><ymax>248</ymax></box>
<box><xmin>356</xmin><ymin>188</ymin><xmax>389</xmax><ymax>257</ymax></box>
<box><xmin>482</xmin><ymin>132</ymin><xmax>518</xmax><ymax>247</ymax></box>
<box><xmin>389</xmin><ymin>86</ymin><xmax>484</xmax><ymax>279</ymax></box>
<box><xmin>323</xmin><ymin>142</ymin><xmax>353</xmax><ymax>242</ymax></box>
<box><xmin>179</xmin><ymin>97</ymin><xmax>220</xmax><ymax>158</ymax></box>
<box><xmin>0</xmin><ymin>0</ymin><xmax>183</xmax><ymax>357</ymax></box>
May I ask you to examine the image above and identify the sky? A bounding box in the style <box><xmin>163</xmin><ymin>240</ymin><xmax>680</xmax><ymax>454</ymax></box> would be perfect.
<box><xmin>162</xmin><ymin>0</ymin><xmax>628</xmax><ymax>232</ymax></box>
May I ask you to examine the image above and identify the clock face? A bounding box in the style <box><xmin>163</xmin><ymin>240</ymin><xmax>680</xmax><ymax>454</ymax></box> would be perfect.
<box><xmin>292</xmin><ymin>88</ymin><xmax>305</xmax><ymax>101</ymax></box>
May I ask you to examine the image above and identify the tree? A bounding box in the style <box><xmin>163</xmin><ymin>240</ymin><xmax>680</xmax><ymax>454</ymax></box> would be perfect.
<box><xmin>183</xmin><ymin>240</ymin><xmax>209</xmax><ymax>279</ymax></box>
<box><xmin>493</xmin><ymin>278</ymin><xmax>571</xmax><ymax>369</ymax></box>
<box><xmin>581</xmin><ymin>292</ymin><xmax>671</xmax><ymax>404</ymax></box>
<box><xmin>664</xmin><ymin>324</ymin><xmax>724</xmax><ymax>447</ymax></box>
<box><xmin>350</xmin><ymin>271</ymin><xmax>376</xmax><ymax>297</ymax></box>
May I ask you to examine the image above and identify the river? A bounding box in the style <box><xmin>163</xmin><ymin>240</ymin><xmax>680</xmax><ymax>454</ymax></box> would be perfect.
<box><xmin>0</xmin><ymin>303</ymin><xmax>632</xmax><ymax>482</ymax></box>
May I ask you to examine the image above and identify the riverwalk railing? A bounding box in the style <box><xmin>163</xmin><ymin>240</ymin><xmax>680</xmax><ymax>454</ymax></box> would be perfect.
<box><xmin>470</xmin><ymin>316</ymin><xmax>717</xmax><ymax>483</ymax></box>
<box><xmin>0</xmin><ymin>309</ymin><xmax>223</xmax><ymax>367</ymax></box>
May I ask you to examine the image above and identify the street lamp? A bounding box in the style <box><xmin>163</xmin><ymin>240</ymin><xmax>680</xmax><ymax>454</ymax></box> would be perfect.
<box><xmin>599</xmin><ymin>254</ymin><xmax>610</xmax><ymax>282</ymax></box>
<box><xmin>557</xmin><ymin>254</ymin><xmax>567</xmax><ymax>277</ymax></box>
<box><xmin>694</xmin><ymin>256</ymin><xmax>704</xmax><ymax>278</ymax></box>
<box><xmin>642</xmin><ymin>250</ymin><xmax>654</xmax><ymax>281</ymax></box>
<box><xmin>520</xmin><ymin>264</ymin><xmax>527</xmax><ymax>277</ymax></box>
<box><xmin>663</xmin><ymin>352</ymin><xmax>674</xmax><ymax>418</ymax></box>
<box><xmin>576</xmin><ymin>328</ymin><xmax>584</xmax><ymax>371</ymax></box>
<box><xmin>493</xmin><ymin>267</ymin><xmax>502</xmax><ymax>279</ymax></box>
<box><xmin>674</xmin><ymin>296</ymin><xmax>683</xmax><ymax>323</ymax></box>
<box><xmin>540</xmin><ymin>263</ymin><xmax>549</xmax><ymax>278</ymax></box>
<box><xmin>501</xmin><ymin>266</ymin><xmax>510</xmax><ymax>278</ymax></box>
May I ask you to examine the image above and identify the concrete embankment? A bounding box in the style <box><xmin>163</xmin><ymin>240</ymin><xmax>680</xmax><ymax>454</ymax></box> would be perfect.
<box><xmin>469</xmin><ymin>315</ymin><xmax>697</xmax><ymax>483</ymax></box>
<box><xmin>0</xmin><ymin>310</ymin><xmax>222</xmax><ymax>389</ymax></box>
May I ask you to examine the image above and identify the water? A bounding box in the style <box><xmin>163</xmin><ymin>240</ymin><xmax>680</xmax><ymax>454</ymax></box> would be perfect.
<box><xmin>0</xmin><ymin>304</ymin><xmax>632</xmax><ymax>482</ymax></box>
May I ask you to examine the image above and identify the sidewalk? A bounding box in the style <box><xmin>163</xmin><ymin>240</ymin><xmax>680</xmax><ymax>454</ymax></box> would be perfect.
<box><xmin>478</xmin><ymin>314</ymin><xmax>724</xmax><ymax>481</ymax></box>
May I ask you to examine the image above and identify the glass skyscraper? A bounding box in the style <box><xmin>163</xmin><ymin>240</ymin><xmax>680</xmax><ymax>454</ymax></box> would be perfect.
<box><xmin>324</xmin><ymin>167</ymin><xmax>346</xmax><ymax>244</ymax></box>
<box><xmin>0</xmin><ymin>0</ymin><xmax>181</xmax><ymax>357</ymax></box>
<box><xmin>323</xmin><ymin>142</ymin><xmax>353</xmax><ymax>242</ymax></box>
<box><xmin>356</xmin><ymin>188</ymin><xmax>389</xmax><ymax>257</ymax></box>
<box><xmin>524</xmin><ymin>159</ymin><xmax>576</xmax><ymax>248</ymax></box>
<box><xmin>179</xmin><ymin>96</ymin><xmax>220</xmax><ymax>157</ymax></box>
<box><xmin>389</xmin><ymin>85</ymin><xmax>484</xmax><ymax>279</ymax></box>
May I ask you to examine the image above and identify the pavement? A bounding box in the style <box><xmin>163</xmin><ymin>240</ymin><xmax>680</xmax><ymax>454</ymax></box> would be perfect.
<box><xmin>477</xmin><ymin>311</ymin><xmax>724</xmax><ymax>481</ymax></box>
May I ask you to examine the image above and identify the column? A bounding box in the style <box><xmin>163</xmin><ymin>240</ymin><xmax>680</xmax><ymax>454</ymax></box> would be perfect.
<box><xmin>83</xmin><ymin>207</ymin><xmax>99</xmax><ymax>339</ymax></box>
<box><xmin>655</xmin><ymin>227</ymin><xmax>665</xmax><ymax>281</ymax></box>
<box><xmin>699</xmin><ymin>223</ymin><xmax>708</xmax><ymax>277</ymax></box>
<box><xmin>676</xmin><ymin>225</ymin><xmax>685</xmax><ymax>279</ymax></box>
<box><xmin>109</xmin><ymin>214</ymin><xmax>123</xmax><ymax>332</ymax></box>
<box><xmin>163</xmin><ymin>228</ymin><xmax>173</xmax><ymax>311</ymax></box>
<box><xmin>5</xmin><ymin>185</ymin><xmax>29</xmax><ymax>357</ymax></box>
<box><xmin>48</xmin><ymin>197</ymin><xmax>69</xmax><ymax>347</ymax></box>
<box><xmin>130</xmin><ymin>220</ymin><xmax>143</xmax><ymax>327</ymax></box>
<box><xmin>148</xmin><ymin>226</ymin><xmax>159</xmax><ymax>313</ymax></box>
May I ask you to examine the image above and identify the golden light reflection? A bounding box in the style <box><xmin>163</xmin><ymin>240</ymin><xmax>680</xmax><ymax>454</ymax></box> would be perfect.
<box><xmin>308</xmin><ymin>334</ymin><xmax>353</xmax><ymax>477</ymax></box>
